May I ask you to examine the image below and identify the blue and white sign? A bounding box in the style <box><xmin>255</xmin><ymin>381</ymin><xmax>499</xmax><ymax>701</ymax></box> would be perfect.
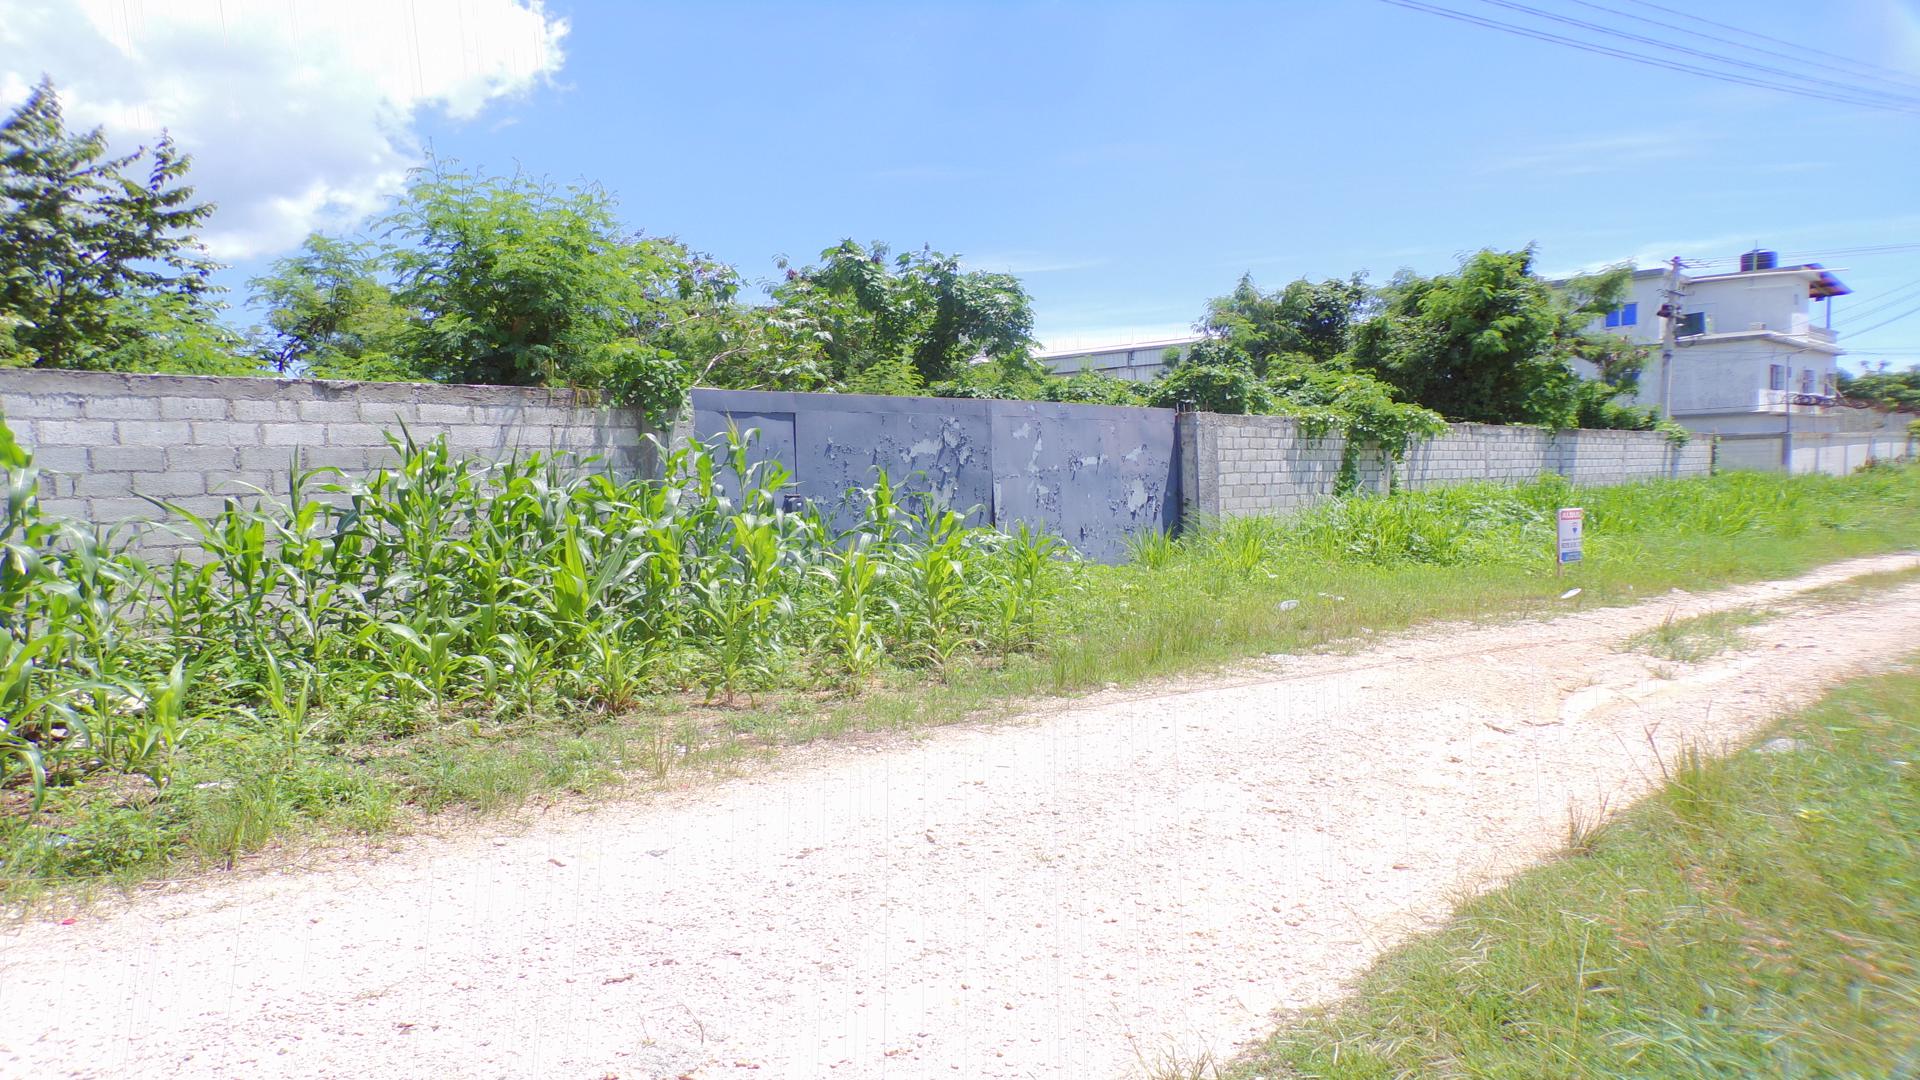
<box><xmin>1557</xmin><ymin>507</ymin><xmax>1584</xmax><ymax>564</ymax></box>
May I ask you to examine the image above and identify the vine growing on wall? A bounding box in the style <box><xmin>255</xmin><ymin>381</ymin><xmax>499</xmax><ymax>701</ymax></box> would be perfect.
<box><xmin>1144</xmin><ymin>337</ymin><xmax>1446</xmax><ymax>496</ymax></box>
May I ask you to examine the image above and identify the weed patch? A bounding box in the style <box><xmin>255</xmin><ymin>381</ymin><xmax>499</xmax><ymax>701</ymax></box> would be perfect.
<box><xmin>1625</xmin><ymin>607</ymin><xmax>1770</xmax><ymax>663</ymax></box>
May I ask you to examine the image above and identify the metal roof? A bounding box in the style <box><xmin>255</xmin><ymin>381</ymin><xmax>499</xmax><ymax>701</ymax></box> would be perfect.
<box><xmin>1034</xmin><ymin>334</ymin><xmax>1204</xmax><ymax>359</ymax></box>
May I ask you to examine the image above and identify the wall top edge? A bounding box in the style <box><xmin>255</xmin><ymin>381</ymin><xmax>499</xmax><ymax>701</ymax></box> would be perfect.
<box><xmin>0</xmin><ymin>368</ymin><xmax>625</xmax><ymax>410</ymax></box>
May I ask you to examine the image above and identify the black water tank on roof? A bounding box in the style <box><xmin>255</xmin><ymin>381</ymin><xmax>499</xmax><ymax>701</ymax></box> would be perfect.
<box><xmin>1739</xmin><ymin>249</ymin><xmax>1778</xmax><ymax>272</ymax></box>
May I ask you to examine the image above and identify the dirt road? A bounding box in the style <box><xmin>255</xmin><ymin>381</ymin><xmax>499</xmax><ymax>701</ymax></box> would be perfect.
<box><xmin>5</xmin><ymin>553</ymin><xmax>1919</xmax><ymax>1080</ymax></box>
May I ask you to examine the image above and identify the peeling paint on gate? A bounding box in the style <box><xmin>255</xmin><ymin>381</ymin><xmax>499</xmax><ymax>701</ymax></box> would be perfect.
<box><xmin>689</xmin><ymin>390</ymin><xmax>1179</xmax><ymax>562</ymax></box>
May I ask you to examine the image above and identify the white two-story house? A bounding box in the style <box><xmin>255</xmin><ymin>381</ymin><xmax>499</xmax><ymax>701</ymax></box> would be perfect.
<box><xmin>1577</xmin><ymin>250</ymin><xmax>1851</xmax><ymax>435</ymax></box>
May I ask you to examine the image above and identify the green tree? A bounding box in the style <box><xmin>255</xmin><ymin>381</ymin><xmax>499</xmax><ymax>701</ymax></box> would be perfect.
<box><xmin>1840</xmin><ymin>365</ymin><xmax>1920</xmax><ymax>412</ymax></box>
<box><xmin>1148</xmin><ymin>336</ymin><xmax>1444</xmax><ymax>453</ymax></box>
<box><xmin>923</xmin><ymin>348</ymin><xmax>1147</xmax><ymax>406</ymax></box>
<box><xmin>0</xmin><ymin>78</ymin><xmax>223</xmax><ymax>370</ymax></box>
<box><xmin>1346</xmin><ymin>248</ymin><xmax>1652</xmax><ymax>429</ymax></box>
<box><xmin>381</xmin><ymin>161</ymin><xmax>739</xmax><ymax>417</ymax></box>
<box><xmin>90</xmin><ymin>293</ymin><xmax>257</xmax><ymax>376</ymax></box>
<box><xmin>1348</xmin><ymin>249</ymin><xmax>1566</xmax><ymax>424</ymax></box>
<box><xmin>1041</xmin><ymin>366</ymin><xmax>1148</xmax><ymax>406</ymax></box>
<box><xmin>1145</xmin><ymin>339</ymin><xmax>1275</xmax><ymax>414</ymax></box>
<box><xmin>754</xmin><ymin>241</ymin><xmax>1035</xmax><ymax>387</ymax></box>
<box><xmin>248</xmin><ymin>234</ymin><xmax>414</xmax><ymax>379</ymax></box>
<box><xmin>1201</xmin><ymin>273</ymin><xmax>1374</xmax><ymax>368</ymax></box>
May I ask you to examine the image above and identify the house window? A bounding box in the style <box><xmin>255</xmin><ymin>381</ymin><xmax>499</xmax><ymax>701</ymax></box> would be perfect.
<box><xmin>1603</xmin><ymin>302</ymin><xmax>1638</xmax><ymax>328</ymax></box>
<box><xmin>1824</xmin><ymin>373</ymin><xmax>1837</xmax><ymax>397</ymax></box>
<box><xmin>1769</xmin><ymin>364</ymin><xmax>1788</xmax><ymax>391</ymax></box>
<box><xmin>1801</xmin><ymin>369</ymin><xmax>1815</xmax><ymax>395</ymax></box>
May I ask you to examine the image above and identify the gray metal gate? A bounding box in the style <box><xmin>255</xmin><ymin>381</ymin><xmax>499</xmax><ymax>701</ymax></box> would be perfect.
<box><xmin>689</xmin><ymin>389</ymin><xmax>1180</xmax><ymax>561</ymax></box>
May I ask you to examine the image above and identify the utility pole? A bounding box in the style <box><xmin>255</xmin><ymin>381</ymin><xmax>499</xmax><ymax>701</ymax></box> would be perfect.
<box><xmin>1782</xmin><ymin>361</ymin><xmax>1795</xmax><ymax>472</ymax></box>
<box><xmin>1659</xmin><ymin>255</ymin><xmax>1682</xmax><ymax>419</ymax></box>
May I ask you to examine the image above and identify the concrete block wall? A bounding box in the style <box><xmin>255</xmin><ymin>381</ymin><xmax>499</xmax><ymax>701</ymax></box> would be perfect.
<box><xmin>1</xmin><ymin>370</ymin><xmax>658</xmax><ymax>552</ymax></box>
<box><xmin>1717</xmin><ymin>430</ymin><xmax>1915</xmax><ymax>476</ymax></box>
<box><xmin>1181</xmin><ymin>412</ymin><xmax>1714</xmax><ymax>518</ymax></box>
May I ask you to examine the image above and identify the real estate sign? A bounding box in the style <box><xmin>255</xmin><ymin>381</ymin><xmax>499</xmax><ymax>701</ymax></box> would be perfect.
<box><xmin>1557</xmin><ymin>507</ymin><xmax>1584</xmax><ymax>564</ymax></box>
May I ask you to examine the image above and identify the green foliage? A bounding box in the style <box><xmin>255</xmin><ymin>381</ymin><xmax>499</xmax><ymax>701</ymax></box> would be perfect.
<box><xmin>84</xmin><ymin>294</ymin><xmax>261</xmax><ymax>377</ymax></box>
<box><xmin>1352</xmin><ymin>248</ymin><xmax>1565</xmax><ymax>424</ymax></box>
<box><xmin>1146</xmin><ymin>340</ymin><xmax>1274</xmax><ymax>414</ymax></box>
<box><xmin>1266</xmin><ymin>355</ymin><xmax>1447</xmax><ymax>453</ymax></box>
<box><xmin>1317</xmin><ymin>249</ymin><xmax>1656</xmax><ymax>430</ymax></box>
<box><xmin>932</xmin><ymin>351</ymin><xmax>1147</xmax><ymax>406</ymax></box>
<box><xmin>0</xmin><ymin>78</ymin><xmax>225</xmax><ymax>371</ymax></box>
<box><xmin>736</xmin><ymin>241</ymin><xmax>1036</xmax><ymax>389</ymax></box>
<box><xmin>1146</xmin><ymin>337</ymin><xmax>1445</xmax><ymax>455</ymax></box>
<box><xmin>844</xmin><ymin>352</ymin><xmax>926</xmax><ymax>396</ymax></box>
<box><xmin>247</xmin><ymin>234</ymin><xmax>414</xmax><ymax>378</ymax></box>
<box><xmin>378</xmin><ymin>161</ymin><xmax>739</xmax><ymax>417</ymax></box>
<box><xmin>1043</xmin><ymin>367</ymin><xmax>1148</xmax><ymax>406</ymax></box>
<box><xmin>1201</xmin><ymin>272</ymin><xmax>1374</xmax><ymax>366</ymax></box>
<box><xmin>1840</xmin><ymin>364</ymin><xmax>1920</xmax><ymax>412</ymax></box>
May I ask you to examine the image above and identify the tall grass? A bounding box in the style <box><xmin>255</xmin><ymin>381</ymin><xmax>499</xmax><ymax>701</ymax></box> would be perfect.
<box><xmin>1045</xmin><ymin>463</ymin><xmax>1920</xmax><ymax>689</ymax></box>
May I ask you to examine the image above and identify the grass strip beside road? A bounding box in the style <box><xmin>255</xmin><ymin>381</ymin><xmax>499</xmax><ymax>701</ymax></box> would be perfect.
<box><xmin>7</xmin><ymin>464</ymin><xmax>1920</xmax><ymax>903</ymax></box>
<box><xmin>1231</xmin><ymin>658</ymin><xmax>1920</xmax><ymax>1079</ymax></box>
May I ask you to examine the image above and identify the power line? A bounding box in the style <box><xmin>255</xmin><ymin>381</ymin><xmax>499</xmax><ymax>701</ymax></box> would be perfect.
<box><xmin>1782</xmin><ymin>242</ymin><xmax>1920</xmax><ymax>259</ymax></box>
<box><xmin>1844</xmin><ymin>297</ymin><xmax>1920</xmax><ymax>339</ymax></box>
<box><xmin>1471</xmin><ymin>0</ymin><xmax>1920</xmax><ymax>109</ymax></box>
<box><xmin>1563</xmin><ymin>0</ymin><xmax>1920</xmax><ymax>94</ymax></box>
<box><xmin>1837</xmin><ymin>277</ymin><xmax>1920</xmax><ymax>324</ymax></box>
<box><xmin>1615</xmin><ymin>0</ymin><xmax>1920</xmax><ymax>88</ymax></box>
<box><xmin>1377</xmin><ymin>0</ymin><xmax>1920</xmax><ymax>115</ymax></box>
<box><xmin>1684</xmin><ymin>242</ymin><xmax>1920</xmax><ymax>268</ymax></box>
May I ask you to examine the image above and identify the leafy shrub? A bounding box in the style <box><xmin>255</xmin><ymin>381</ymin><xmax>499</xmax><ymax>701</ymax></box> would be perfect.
<box><xmin>1146</xmin><ymin>341</ymin><xmax>1274</xmax><ymax>413</ymax></box>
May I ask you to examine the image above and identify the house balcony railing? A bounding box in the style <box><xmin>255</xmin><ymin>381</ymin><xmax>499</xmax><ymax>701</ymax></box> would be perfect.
<box><xmin>1672</xmin><ymin>321</ymin><xmax>1837</xmax><ymax>345</ymax></box>
<box><xmin>1754</xmin><ymin>389</ymin><xmax>1835</xmax><ymax>414</ymax></box>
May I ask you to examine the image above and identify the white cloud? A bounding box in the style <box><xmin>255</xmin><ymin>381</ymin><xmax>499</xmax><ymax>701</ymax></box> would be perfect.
<box><xmin>0</xmin><ymin>0</ymin><xmax>567</xmax><ymax>259</ymax></box>
<box><xmin>1483</xmin><ymin>132</ymin><xmax>1705</xmax><ymax>177</ymax></box>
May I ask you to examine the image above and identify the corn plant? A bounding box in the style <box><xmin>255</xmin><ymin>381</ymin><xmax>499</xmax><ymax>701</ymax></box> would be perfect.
<box><xmin>0</xmin><ymin>415</ymin><xmax>1073</xmax><ymax>816</ymax></box>
<box><xmin>0</xmin><ymin>634</ymin><xmax>70</xmax><ymax>810</ymax></box>
<box><xmin>257</xmin><ymin>650</ymin><xmax>318</xmax><ymax>766</ymax></box>
<box><xmin>816</xmin><ymin>544</ymin><xmax>888</xmax><ymax>687</ymax></box>
<box><xmin>577</xmin><ymin>617</ymin><xmax>654</xmax><ymax>713</ymax></box>
<box><xmin>987</xmin><ymin>524</ymin><xmax>1067</xmax><ymax>651</ymax></box>
<box><xmin>895</xmin><ymin>498</ymin><xmax>978</xmax><ymax>670</ymax></box>
<box><xmin>121</xmin><ymin>660</ymin><xmax>197</xmax><ymax>788</ymax></box>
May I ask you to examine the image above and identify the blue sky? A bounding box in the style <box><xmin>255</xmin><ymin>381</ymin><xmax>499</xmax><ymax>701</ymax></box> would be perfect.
<box><xmin>7</xmin><ymin>1</ymin><xmax>1920</xmax><ymax>369</ymax></box>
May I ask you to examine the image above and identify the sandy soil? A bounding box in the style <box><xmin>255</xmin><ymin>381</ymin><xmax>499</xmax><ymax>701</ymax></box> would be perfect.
<box><xmin>4</xmin><ymin>552</ymin><xmax>1919</xmax><ymax>1080</ymax></box>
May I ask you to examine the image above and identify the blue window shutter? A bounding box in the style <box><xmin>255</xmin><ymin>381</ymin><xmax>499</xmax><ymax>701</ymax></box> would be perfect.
<box><xmin>1605</xmin><ymin>308</ymin><xmax>1620</xmax><ymax>328</ymax></box>
<box><xmin>1621</xmin><ymin>302</ymin><xmax>1637</xmax><ymax>326</ymax></box>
